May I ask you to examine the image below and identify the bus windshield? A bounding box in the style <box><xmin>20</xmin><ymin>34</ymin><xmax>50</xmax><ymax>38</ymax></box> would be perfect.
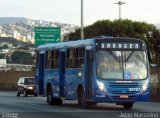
<box><xmin>96</xmin><ymin>50</ymin><xmax>147</xmax><ymax>80</ymax></box>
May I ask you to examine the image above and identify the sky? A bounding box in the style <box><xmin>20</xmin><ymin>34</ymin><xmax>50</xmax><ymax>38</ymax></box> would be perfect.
<box><xmin>0</xmin><ymin>0</ymin><xmax>160</xmax><ymax>26</ymax></box>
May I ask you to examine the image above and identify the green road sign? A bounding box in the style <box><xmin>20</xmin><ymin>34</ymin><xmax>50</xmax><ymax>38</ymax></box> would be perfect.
<box><xmin>34</xmin><ymin>27</ymin><xmax>61</xmax><ymax>47</ymax></box>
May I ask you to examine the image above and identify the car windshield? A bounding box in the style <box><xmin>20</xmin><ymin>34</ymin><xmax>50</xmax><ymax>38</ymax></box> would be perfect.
<box><xmin>96</xmin><ymin>50</ymin><xmax>147</xmax><ymax>80</ymax></box>
<box><xmin>25</xmin><ymin>78</ymin><xmax>35</xmax><ymax>84</ymax></box>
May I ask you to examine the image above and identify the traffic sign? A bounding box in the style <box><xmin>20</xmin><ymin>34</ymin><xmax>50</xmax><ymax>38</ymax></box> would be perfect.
<box><xmin>34</xmin><ymin>27</ymin><xmax>61</xmax><ymax>47</ymax></box>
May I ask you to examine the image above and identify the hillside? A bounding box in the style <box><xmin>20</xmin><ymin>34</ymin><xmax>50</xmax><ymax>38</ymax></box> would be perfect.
<box><xmin>0</xmin><ymin>37</ymin><xmax>33</xmax><ymax>47</ymax></box>
<box><xmin>0</xmin><ymin>17</ymin><xmax>78</xmax><ymax>43</ymax></box>
<box><xmin>0</xmin><ymin>17</ymin><xmax>27</xmax><ymax>25</ymax></box>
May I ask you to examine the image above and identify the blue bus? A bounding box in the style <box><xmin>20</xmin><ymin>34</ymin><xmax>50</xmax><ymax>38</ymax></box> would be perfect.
<box><xmin>35</xmin><ymin>37</ymin><xmax>150</xmax><ymax>109</ymax></box>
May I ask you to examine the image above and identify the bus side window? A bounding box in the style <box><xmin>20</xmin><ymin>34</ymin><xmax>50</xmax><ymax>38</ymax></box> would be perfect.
<box><xmin>45</xmin><ymin>51</ymin><xmax>52</xmax><ymax>69</ymax></box>
<box><xmin>66</xmin><ymin>48</ymin><xmax>75</xmax><ymax>68</ymax></box>
<box><xmin>53</xmin><ymin>50</ymin><xmax>59</xmax><ymax>69</ymax></box>
<box><xmin>75</xmin><ymin>47</ymin><xmax>85</xmax><ymax>68</ymax></box>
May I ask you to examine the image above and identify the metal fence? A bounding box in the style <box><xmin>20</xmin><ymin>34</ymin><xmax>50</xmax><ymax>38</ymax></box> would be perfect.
<box><xmin>0</xmin><ymin>70</ymin><xmax>35</xmax><ymax>91</ymax></box>
<box><xmin>0</xmin><ymin>64</ymin><xmax>34</xmax><ymax>72</ymax></box>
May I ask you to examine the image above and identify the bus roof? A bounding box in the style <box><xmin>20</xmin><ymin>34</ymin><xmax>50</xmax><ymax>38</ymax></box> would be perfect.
<box><xmin>37</xmin><ymin>36</ymin><xmax>145</xmax><ymax>52</ymax></box>
<box><xmin>38</xmin><ymin>38</ymin><xmax>95</xmax><ymax>52</ymax></box>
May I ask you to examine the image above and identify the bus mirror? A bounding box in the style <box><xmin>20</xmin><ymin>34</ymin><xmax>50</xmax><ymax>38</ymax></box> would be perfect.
<box><xmin>147</xmin><ymin>48</ymin><xmax>153</xmax><ymax>62</ymax></box>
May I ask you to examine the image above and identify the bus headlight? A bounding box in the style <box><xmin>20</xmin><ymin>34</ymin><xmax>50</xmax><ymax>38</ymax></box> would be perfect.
<box><xmin>141</xmin><ymin>80</ymin><xmax>149</xmax><ymax>92</ymax></box>
<box><xmin>97</xmin><ymin>81</ymin><xmax>107</xmax><ymax>92</ymax></box>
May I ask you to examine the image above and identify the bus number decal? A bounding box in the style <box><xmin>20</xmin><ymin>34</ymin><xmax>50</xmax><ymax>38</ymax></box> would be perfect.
<box><xmin>129</xmin><ymin>88</ymin><xmax>141</xmax><ymax>92</ymax></box>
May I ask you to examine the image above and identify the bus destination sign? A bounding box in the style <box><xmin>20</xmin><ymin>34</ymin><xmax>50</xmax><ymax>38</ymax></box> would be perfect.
<box><xmin>97</xmin><ymin>42</ymin><xmax>142</xmax><ymax>50</ymax></box>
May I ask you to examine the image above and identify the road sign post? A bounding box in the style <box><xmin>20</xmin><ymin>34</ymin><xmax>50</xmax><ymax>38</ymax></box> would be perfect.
<box><xmin>34</xmin><ymin>27</ymin><xmax>61</xmax><ymax>47</ymax></box>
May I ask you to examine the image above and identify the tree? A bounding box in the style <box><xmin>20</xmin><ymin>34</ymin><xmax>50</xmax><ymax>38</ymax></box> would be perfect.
<box><xmin>2</xmin><ymin>44</ymin><xmax>9</xmax><ymax>49</ymax></box>
<box><xmin>0</xmin><ymin>54</ymin><xmax>5</xmax><ymax>59</ymax></box>
<box><xmin>66</xmin><ymin>19</ymin><xmax>159</xmax><ymax>41</ymax></box>
<box><xmin>18</xmin><ymin>46</ymin><xmax>28</xmax><ymax>50</ymax></box>
<box><xmin>65</xmin><ymin>19</ymin><xmax>160</xmax><ymax>62</ymax></box>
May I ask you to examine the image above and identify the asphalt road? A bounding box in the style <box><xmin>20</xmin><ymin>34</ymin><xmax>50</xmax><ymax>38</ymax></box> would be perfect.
<box><xmin>0</xmin><ymin>91</ymin><xmax>160</xmax><ymax>118</ymax></box>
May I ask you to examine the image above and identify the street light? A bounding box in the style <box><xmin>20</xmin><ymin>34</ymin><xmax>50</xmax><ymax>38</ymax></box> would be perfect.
<box><xmin>81</xmin><ymin>0</ymin><xmax>84</xmax><ymax>39</ymax></box>
<box><xmin>115</xmin><ymin>1</ymin><xmax>126</xmax><ymax>19</ymax></box>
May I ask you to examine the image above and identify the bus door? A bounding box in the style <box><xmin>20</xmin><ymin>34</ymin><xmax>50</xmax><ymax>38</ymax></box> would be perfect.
<box><xmin>59</xmin><ymin>50</ymin><xmax>66</xmax><ymax>98</ymax></box>
<box><xmin>85</xmin><ymin>50</ymin><xmax>94</xmax><ymax>100</ymax></box>
<box><xmin>37</xmin><ymin>54</ymin><xmax>45</xmax><ymax>95</ymax></box>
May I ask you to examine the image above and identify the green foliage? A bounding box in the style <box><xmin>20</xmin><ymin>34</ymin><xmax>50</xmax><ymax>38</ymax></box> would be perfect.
<box><xmin>11</xmin><ymin>51</ymin><xmax>34</xmax><ymax>64</ymax></box>
<box><xmin>66</xmin><ymin>19</ymin><xmax>160</xmax><ymax>41</ymax></box>
<box><xmin>2</xmin><ymin>45</ymin><xmax>9</xmax><ymax>49</ymax></box>
<box><xmin>18</xmin><ymin>46</ymin><xmax>28</xmax><ymax>50</ymax></box>
<box><xmin>0</xmin><ymin>54</ymin><xmax>5</xmax><ymax>59</ymax></box>
<box><xmin>65</xmin><ymin>19</ymin><xmax>160</xmax><ymax>62</ymax></box>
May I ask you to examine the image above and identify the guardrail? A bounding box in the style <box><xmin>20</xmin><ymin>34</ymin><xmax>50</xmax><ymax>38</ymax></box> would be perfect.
<box><xmin>0</xmin><ymin>64</ymin><xmax>35</xmax><ymax>71</ymax></box>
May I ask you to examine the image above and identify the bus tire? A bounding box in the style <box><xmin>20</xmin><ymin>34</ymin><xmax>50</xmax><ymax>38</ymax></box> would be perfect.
<box><xmin>91</xmin><ymin>102</ymin><xmax>97</xmax><ymax>106</ymax></box>
<box><xmin>123</xmin><ymin>103</ymin><xmax>133</xmax><ymax>109</ymax></box>
<box><xmin>78</xmin><ymin>88</ymin><xmax>90</xmax><ymax>108</ymax></box>
<box><xmin>55</xmin><ymin>98</ymin><xmax>62</xmax><ymax>105</ymax></box>
<box><xmin>47</xmin><ymin>86</ymin><xmax>62</xmax><ymax>105</ymax></box>
<box><xmin>34</xmin><ymin>93</ymin><xmax>37</xmax><ymax>97</ymax></box>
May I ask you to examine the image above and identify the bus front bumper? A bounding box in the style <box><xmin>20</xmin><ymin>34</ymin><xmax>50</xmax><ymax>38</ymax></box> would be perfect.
<box><xmin>94</xmin><ymin>91</ymin><xmax>150</xmax><ymax>103</ymax></box>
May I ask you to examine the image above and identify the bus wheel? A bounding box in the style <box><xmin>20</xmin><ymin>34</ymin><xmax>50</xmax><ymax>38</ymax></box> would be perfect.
<box><xmin>55</xmin><ymin>98</ymin><xmax>62</xmax><ymax>105</ymax></box>
<box><xmin>78</xmin><ymin>88</ymin><xmax>89</xmax><ymax>108</ymax></box>
<box><xmin>77</xmin><ymin>89</ymin><xmax>83</xmax><ymax>106</ymax></box>
<box><xmin>34</xmin><ymin>93</ymin><xmax>37</xmax><ymax>97</ymax></box>
<box><xmin>47</xmin><ymin>86</ymin><xmax>54</xmax><ymax>105</ymax></box>
<box><xmin>123</xmin><ymin>103</ymin><xmax>133</xmax><ymax>109</ymax></box>
<box><xmin>47</xmin><ymin>86</ymin><xmax>62</xmax><ymax>105</ymax></box>
<box><xmin>91</xmin><ymin>102</ymin><xmax>97</xmax><ymax>106</ymax></box>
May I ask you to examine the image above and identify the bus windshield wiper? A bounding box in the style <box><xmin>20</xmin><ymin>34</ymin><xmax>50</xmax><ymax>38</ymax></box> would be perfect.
<box><xmin>108</xmin><ymin>50</ymin><xmax>121</xmax><ymax>62</ymax></box>
<box><xmin>123</xmin><ymin>51</ymin><xmax>135</xmax><ymax>69</ymax></box>
<box><xmin>124</xmin><ymin>51</ymin><xmax>135</xmax><ymax>62</ymax></box>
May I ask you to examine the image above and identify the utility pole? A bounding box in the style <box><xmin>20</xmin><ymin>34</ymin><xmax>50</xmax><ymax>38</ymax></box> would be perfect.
<box><xmin>115</xmin><ymin>1</ymin><xmax>126</xmax><ymax>19</ymax></box>
<box><xmin>81</xmin><ymin>0</ymin><xmax>84</xmax><ymax>39</ymax></box>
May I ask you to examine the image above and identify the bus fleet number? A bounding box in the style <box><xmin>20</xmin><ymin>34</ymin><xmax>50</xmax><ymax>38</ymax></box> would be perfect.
<box><xmin>129</xmin><ymin>88</ymin><xmax>141</xmax><ymax>92</ymax></box>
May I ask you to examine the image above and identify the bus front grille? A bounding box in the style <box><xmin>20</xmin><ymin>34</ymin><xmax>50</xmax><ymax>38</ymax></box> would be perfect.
<box><xmin>109</xmin><ymin>82</ymin><xmax>139</xmax><ymax>88</ymax></box>
<box><xmin>108</xmin><ymin>82</ymin><xmax>140</xmax><ymax>101</ymax></box>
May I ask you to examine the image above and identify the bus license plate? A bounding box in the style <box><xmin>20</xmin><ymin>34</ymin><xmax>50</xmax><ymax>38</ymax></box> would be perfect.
<box><xmin>119</xmin><ymin>95</ymin><xmax>128</xmax><ymax>98</ymax></box>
